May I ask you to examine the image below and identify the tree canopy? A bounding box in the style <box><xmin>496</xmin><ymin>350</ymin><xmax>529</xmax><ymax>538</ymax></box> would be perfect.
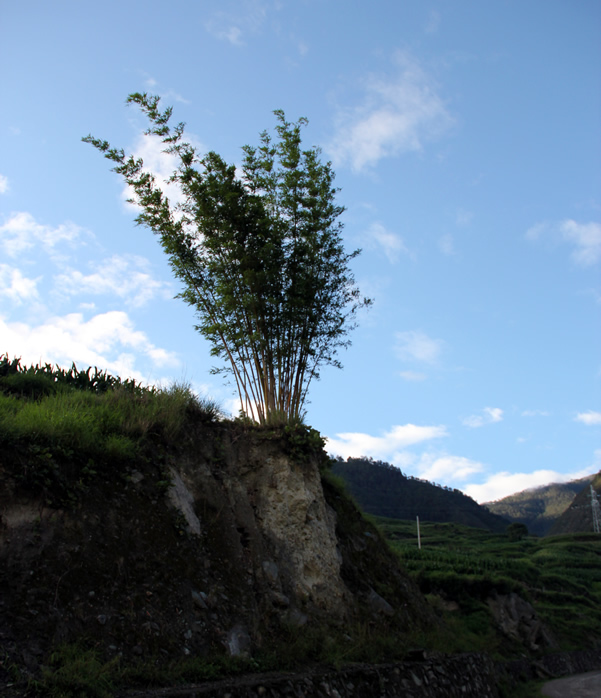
<box><xmin>83</xmin><ymin>94</ymin><xmax>370</xmax><ymax>424</ymax></box>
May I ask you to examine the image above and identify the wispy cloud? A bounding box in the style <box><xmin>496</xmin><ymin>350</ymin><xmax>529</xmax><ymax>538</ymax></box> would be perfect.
<box><xmin>54</xmin><ymin>255</ymin><xmax>172</xmax><ymax>308</ymax></box>
<box><xmin>455</xmin><ymin>208</ymin><xmax>474</xmax><ymax>226</ymax></box>
<box><xmin>367</xmin><ymin>222</ymin><xmax>410</xmax><ymax>262</ymax></box>
<box><xmin>424</xmin><ymin>10</ymin><xmax>441</xmax><ymax>35</ymax></box>
<box><xmin>521</xmin><ymin>409</ymin><xmax>550</xmax><ymax>417</ymax></box>
<box><xmin>204</xmin><ymin>1</ymin><xmax>267</xmax><ymax>46</ymax></box>
<box><xmin>561</xmin><ymin>220</ymin><xmax>601</xmax><ymax>266</ymax></box>
<box><xmin>526</xmin><ymin>219</ymin><xmax>601</xmax><ymax>266</ymax></box>
<box><xmin>462</xmin><ymin>407</ymin><xmax>503</xmax><ymax>428</ymax></box>
<box><xmin>575</xmin><ymin>411</ymin><xmax>601</xmax><ymax>426</ymax></box>
<box><xmin>399</xmin><ymin>370</ymin><xmax>427</xmax><ymax>382</ymax></box>
<box><xmin>329</xmin><ymin>51</ymin><xmax>453</xmax><ymax>172</ymax></box>
<box><xmin>326</xmin><ymin>423</ymin><xmax>448</xmax><ymax>461</ymax></box>
<box><xmin>0</xmin><ymin>174</ymin><xmax>8</xmax><ymax>194</ymax></box>
<box><xmin>210</xmin><ymin>23</ymin><xmax>244</xmax><ymax>45</ymax></box>
<box><xmin>137</xmin><ymin>74</ymin><xmax>190</xmax><ymax>105</ymax></box>
<box><xmin>395</xmin><ymin>329</ymin><xmax>443</xmax><ymax>364</ymax></box>
<box><xmin>438</xmin><ymin>233</ymin><xmax>455</xmax><ymax>256</ymax></box>
<box><xmin>0</xmin><ymin>212</ymin><xmax>88</xmax><ymax>258</ymax></box>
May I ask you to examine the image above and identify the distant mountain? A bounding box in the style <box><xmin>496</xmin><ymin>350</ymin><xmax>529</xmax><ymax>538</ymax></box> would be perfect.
<box><xmin>330</xmin><ymin>457</ymin><xmax>509</xmax><ymax>533</ymax></box>
<box><xmin>484</xmin><ymin>474</ymin><xmax>597</xmax><ymax>536</ymax></box>
<box><xmin>548</xmin><ymin>472</ymin><xmax>601</xmax><ymax>535</ymax></box>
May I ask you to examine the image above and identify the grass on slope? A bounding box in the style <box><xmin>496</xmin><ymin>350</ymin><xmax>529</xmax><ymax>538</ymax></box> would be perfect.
<box><xmin>373</xmin><ymin>517</ymin><xmax>601</xmax><ymax>652</ymax></box>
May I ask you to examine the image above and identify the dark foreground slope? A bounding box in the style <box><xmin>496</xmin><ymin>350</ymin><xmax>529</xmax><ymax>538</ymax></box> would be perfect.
<box><xmin>0</xmin><ymin>403</ymin><xmax>434</xmax><ymax>693</ymax></box>
<box><xmin>2</xmin><ymin>362</ymin><xmax>599</xmax><ymax>697</ymax></box>
<box><xmin>331</xmin><ymin>457</ymin><xmax>509</xmax><ymax>532</ymax></box>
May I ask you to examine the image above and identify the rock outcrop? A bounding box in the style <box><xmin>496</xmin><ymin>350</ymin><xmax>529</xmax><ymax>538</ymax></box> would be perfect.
<box><xmin>487</xmin><ymin>592</ymin><xmax>557</xmax><ymax>651</ymax></box>
<box><xmin>0</xmin><ymin>423</ymin><xmax>431</xmax><ymax>681</ymax></box>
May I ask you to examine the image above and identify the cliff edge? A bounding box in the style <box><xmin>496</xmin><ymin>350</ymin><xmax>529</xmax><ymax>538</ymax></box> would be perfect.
<box><xmin>0</xmin><ymin>421</ymin><xmax>432</xmax><ymax>687</ymax></box>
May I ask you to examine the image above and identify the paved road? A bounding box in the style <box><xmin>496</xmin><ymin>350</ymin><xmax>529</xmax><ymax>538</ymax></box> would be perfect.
<box><xmin>542</xmin><ymin>670</ymin><xmax>601</xmax><ymax>698</ymax></box>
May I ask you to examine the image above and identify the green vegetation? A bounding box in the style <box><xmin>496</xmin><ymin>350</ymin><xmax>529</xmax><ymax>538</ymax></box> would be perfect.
<box><xmin>84</xmin><ymin>94</ymin><xmax>370</xmax><ymax>426</ymax></box>
<box><xmin>373</xmin><ymin>517</ymin><xmax>601</xmax><ymax>653</ymax></box>
<box><xmin>33</xmin><ymin>621</ymin><xmax>425</xmax><ymax>698</ymax></box>
<box><xmin>331</xmin><ymin>456</ymin><xmax>509</xmax><ymax>531</ymax></box>
<box><xmin>485</xmin><ymin>477</ymin><xmax>596</xmax><ymax>536</ymax></box>
<box><xmin>3</xmin><ymin>356</ymin><xmax>599</xmax><ymax>697</ymax></box>
<box><xmin>0</xmin><ymin>355</ymin><xmax>221</xmax><ymax>507</ymax></box>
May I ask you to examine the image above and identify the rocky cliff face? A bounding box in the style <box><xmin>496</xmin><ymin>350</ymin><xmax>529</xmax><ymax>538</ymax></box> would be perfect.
<box><xmin>0</xmin><ymin>423</ymin><xmax>431</xmax><ymax>681</ymax></box>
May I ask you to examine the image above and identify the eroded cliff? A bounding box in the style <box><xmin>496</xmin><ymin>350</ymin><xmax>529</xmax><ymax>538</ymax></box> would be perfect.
<box><xmin>0</xmin><ymin>422</ymin><xmax>432</xmax><ymax>686</ymax></box>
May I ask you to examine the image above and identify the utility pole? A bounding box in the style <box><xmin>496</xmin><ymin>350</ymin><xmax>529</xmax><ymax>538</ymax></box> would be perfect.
<box><xmin>416</xmin><ymin>515</ymin><xmax>421</xmax><ymax>550</ymax></box>
<box><xmin>590</xmin><ymin>486</ymin><xmax>600</xmax><ymax>534</ymax></box>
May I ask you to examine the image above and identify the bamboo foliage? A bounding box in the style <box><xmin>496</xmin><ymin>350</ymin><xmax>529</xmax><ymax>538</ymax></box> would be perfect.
<box><xmin>84</xmin><ymin>94</ymin><xmax>371</xmax><ymax>424</ymax></box>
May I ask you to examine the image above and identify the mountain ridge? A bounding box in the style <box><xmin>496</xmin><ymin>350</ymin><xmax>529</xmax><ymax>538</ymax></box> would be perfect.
<box><xmin>484</xmin><ymin>474</ymin><xmax>598</xmax><ymax>536</ymax></box>
<box><xmin>330</xmin><ymin>457</ymin><xmax>509</xmax><ymax>532</ymax></box>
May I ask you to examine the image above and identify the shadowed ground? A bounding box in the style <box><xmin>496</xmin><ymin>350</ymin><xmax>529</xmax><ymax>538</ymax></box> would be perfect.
<box><xmin>542</xmin><ymin>670</ymin><xmax>601</xmax><ymax>698</ymax></box>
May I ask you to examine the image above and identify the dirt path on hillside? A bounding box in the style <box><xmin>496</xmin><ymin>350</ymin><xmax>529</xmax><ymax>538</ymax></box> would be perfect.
<box><xmin>542</xmin><ymin>670</ymin><xmax>601</xmax><ymax>698</ymax></box>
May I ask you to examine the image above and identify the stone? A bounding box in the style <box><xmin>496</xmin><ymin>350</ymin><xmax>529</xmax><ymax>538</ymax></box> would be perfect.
<box><xmin>367</xmin><ymin>587</ymin><xmax>395</xmax><ymax>616</ymax></box>
<box><xmin>262</xmin><ymin>559</ymin><xmax>279</xmax><ymax>585</ymax></box>
<box><xmin>270</xmin><ymin>591</ymin><xmax>290</xmax><ymax>608</ymax></box>
<box><xmin>487</xmin><ymin>592</ymin><xmax>556</xmax><ymax>650</ymax></box>
<box><xmin>191</xmin><ymin>589</ymin><xmax>208</xmax><ymax>609</ymax></box>
<box><xmin>226</xmin><ymin>623</ymin><xmax>251</xmax><ymax>657</ymax></box>
<box><xmin>167</xmin><ymin>468</ymin><xmax>202</xmax><ymax>536</ymax></box>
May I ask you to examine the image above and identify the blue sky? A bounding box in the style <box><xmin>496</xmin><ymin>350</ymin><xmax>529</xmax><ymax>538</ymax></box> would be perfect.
<box><xmin>1</xmin><ymin>0</ymin><xmax>600</xmax><ymax>502</ymax></box>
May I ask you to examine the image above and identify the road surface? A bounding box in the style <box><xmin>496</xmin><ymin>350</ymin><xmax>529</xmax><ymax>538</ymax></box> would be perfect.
<box><xmin>542</xmin><ymin>670</ymin><xmax>601</xmax><ymax>698</ymax></box>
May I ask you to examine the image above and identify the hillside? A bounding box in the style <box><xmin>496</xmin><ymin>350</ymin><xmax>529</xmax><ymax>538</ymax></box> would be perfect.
<box><xmin>484</xmin><ymin>474</ymin><xmax>597</xmax><ymax>536</ymax></box>
<box><xmin>548</xmin><ymin>472</ymin><xmax>601</xmax><ymax>535</ymax></box>
<box><xmin>2</xmin><ymin>357</ymin><xmax>601</xmax><ymax>696</ymax></box>
<box><xmin>0</xmin><ymin>358</ymin><xmax>434</xmax><ymax>695</ymax></box>
<box><xmin>331</xmin><ymin>457</ymin><xmax>509</xmax><ymax>533</ymax></box>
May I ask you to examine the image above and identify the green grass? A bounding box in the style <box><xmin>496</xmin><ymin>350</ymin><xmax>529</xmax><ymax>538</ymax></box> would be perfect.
<box><xmin>1</xmin><ymin>357</ymin><xmax>223</xmax><ymax>506</ymax></box>
<box><xmin>370</xmin><ymin>517</ymin><xmax>601</xmax><ymax>654</ymax></box>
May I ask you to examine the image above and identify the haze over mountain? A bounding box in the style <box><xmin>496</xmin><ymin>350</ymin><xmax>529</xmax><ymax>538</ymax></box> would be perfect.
<box><xmin>548</xmin><ymin>472</ymin><xmax>601</xmax><ymax>536</ymax></box>
<box><xmin>484</xmin><ymin>474</ymin><xmax>597</xmax><ymax>536</ymax></box>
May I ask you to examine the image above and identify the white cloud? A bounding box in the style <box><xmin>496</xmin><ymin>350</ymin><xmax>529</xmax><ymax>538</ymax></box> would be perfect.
<box><xmin>399</xmin><ymin>370</ymin><xmax>427</xmax><ymax>382</ymax></box>
<box><xmin>326</xmin><ymin>423</ymin><xmax>447</xmax><ymax>461</ymax></box>
<box><xmin>416</xmin><ymin>452</ymin><xmax>485</xmax><ymax>482</ymax></box>
<box><xmin>525</xmin><ymin>221</ymin><xmax>547</xmax><ymax>241</ymax></box>
<box><xmin>54</xmin><ymin>255</ymin><xmax>171</xmax><ymax>308</ymax></box>
<box><xmin>0</xmin><ymin>212</ymin><xmax>88</xmax><ymax>258</ymax></box>
<box><xmin>438</xmin><ymin>233</ymin><xmax>455</xmax><ymax>256</ymax></box>
<box><xmin>205</xmin><ymin>15</ymin><xmax>244</xmax><ymax>45</ymax></box>
<box><xmin>526</xmin><ymin>219</ymin><xmax>601</xmax><ymax>266</ymax></box>
<box><xmin>367</xmin><ymin>222</ymin><xmax>409</xmax><ymax>262</ymax></box>
<box><xmin>329</xmin><ymin>51</ymin><xmax>453</xmax><ymax>172</ymax></box>
<box><xmin>0</xmin><ymin>310</ymin><xmax>179</xmax><ymax>382</ymax></box>
<box><xmin>521</xmin><ymin>409</ymin><xmax>550</xmax><ymax>417</ymax></box>
<box><xmin>467</xmin><ymin>464</ymin><xmax>600</xmax><ymax>504</ymax></box>
<box><xmin>205</xmin><ymin>3</ymin><xmax>266</xmax><ymax>46</ymax></box>
<box><xmin>395</xmin><ymin>329</ymin><xmax>443</xmax><ymax>364</ymax></box>
<box><xmin>575</xmin><ymin>411</ymin><xmax>601</xmax><ymax>426</ymax></box>
<box><xmin>462</xmin><ymin>407</ymin><xmax>503</xmax><ymax>428</ymax></box>
<box><xmin>560</xmin><ymin>220</ymin><xmax>601</xmax><ymax>266</ymax></box>
<box><xmin>123</xmin><ymin>134</ymin><xmax>188</xmax><ymax>212</ymax></box>
<box><xmin>455</xmin><ymin>208</ymin><xmax>473</xmax><ymax>227</ymax></box>
<box><xmin>0</xmin><ymin>265</ymin><xmax>41</xmax><ymax>305</ymax></box>
<box><xmin>0</xmin><ymin>174</ymin><xmax>8</xmax><ymax>194</ymax></box>
<box><xmin>424</xmin><ymin>10</ymin><xmax>441</xmax><ymax>35</ymax></box>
